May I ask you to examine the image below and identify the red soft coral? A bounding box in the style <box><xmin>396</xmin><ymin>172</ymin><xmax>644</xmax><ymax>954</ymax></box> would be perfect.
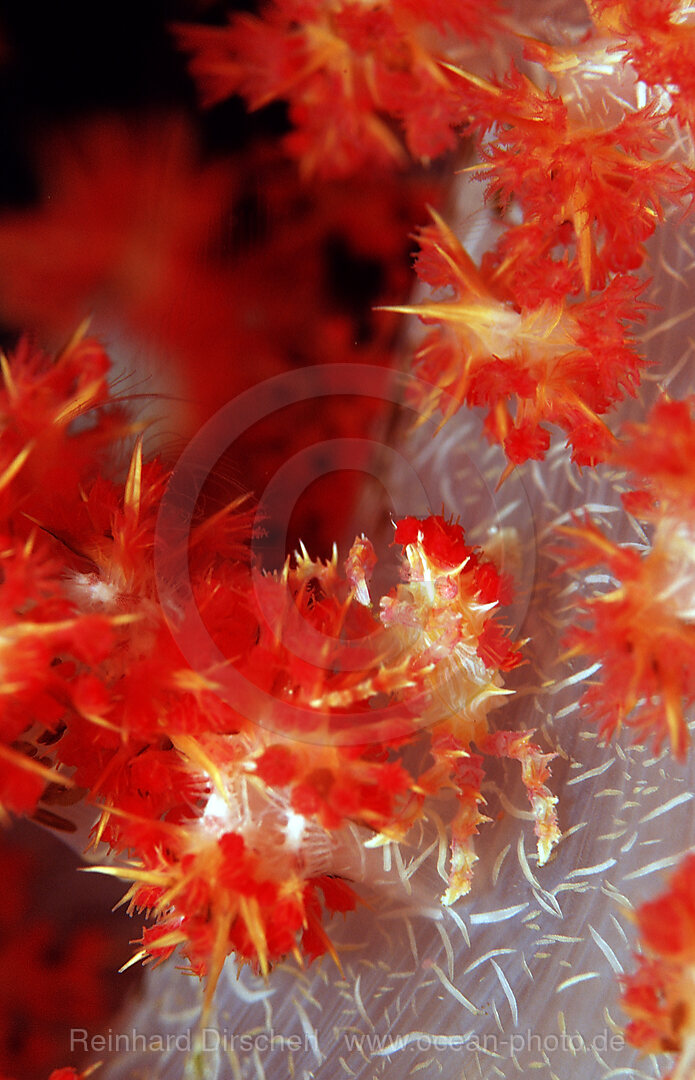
<box><xmin>175</xmin><ymin>0</ymin><xmax>501</xmax><ymax>177</ymax></box>
<box><xmin>621</xmin><ymin>854</ymin><xmax>695</xmax><ymax>1074</ymax></box>
<box><xmin>558</xmin><ymin>395</ymin><xmax>695</xmax><ymax>758</ymax></box>
<box><xmin>589</xmin><ymin>0</ymin><xmax>695</xmax><ymax>131</ymax></box>
<box><xmin>385</xmin><ymin>210</ymin><xmax>648</xmax><ymax>469</ymax></box>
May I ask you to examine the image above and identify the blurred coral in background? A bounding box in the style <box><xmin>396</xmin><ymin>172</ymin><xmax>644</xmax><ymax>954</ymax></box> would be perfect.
<box><xmin>0</xmin><ymin>823</ymin><xmax>140</xmax><ymax>1080</ymax></box>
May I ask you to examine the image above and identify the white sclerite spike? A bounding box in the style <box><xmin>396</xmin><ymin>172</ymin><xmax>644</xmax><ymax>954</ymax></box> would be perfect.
<box><xmin>283</xmin><ymin>810</ymin><xmax>307</xmax><ymax>852</ymax></box>
<box><xmin>66</xmin><ymin>570</ymin><xmax>119</xmax><ymax>610</ymax></box>
<box><xmin>345</xmin><ymin>533</ymin><xmax>376</xmax><ymax>606</ymax></box>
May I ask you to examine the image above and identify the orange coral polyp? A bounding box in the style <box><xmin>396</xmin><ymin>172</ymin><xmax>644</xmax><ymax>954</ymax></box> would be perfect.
<box><xmin>385</xmin><ymin>208</ymin><xmax>648</xmax><ymax>467</ymax></box>
<box><xmin>560</xmin><ymin>395</ymin><xmax>695</xmax><ymax>759</ymax></box>
<box><xmin>622</xmin><ymin>854</ymin><xmax>695</xmax><ymax>1068</ymax></box>
<box><xmin>175</xmin><ymin>0</ymin><xmax>499</xmax><ymax>177</ymax></box>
